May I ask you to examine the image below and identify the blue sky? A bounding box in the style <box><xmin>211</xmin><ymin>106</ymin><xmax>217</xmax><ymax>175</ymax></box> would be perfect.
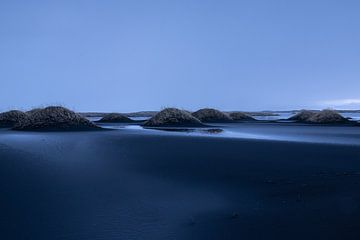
<box><xmin>0</xmin><ymin>0</ymin><xmax>359</xmax><ymax>112</ymax></box>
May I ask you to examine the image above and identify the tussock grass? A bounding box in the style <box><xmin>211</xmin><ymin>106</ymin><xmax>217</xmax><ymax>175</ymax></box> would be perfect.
<box><xmin>229</xmin><ymin>111</ymin><xmax>255</xmax><ymax>121</ymax></box>
<box><xmin>289</xmin><ymin>109</ymin><xmax>348</xmax><ymax>123</ymax></box>
<box><xmin>0</xmin><ymin>110</ymin><xmax>28</xmax><ymax>127</ymax></box>
<box><xmin>289</xmin><ymin>110</ymin><xmax>316</xmax><ymax>122</ymax></box>
<box><xmin>144</xmin><ymin>108</ymin><xmax>202</xmax><ymax>127</ymax></box>
<box><xmin>97</xmin><ymin>113</ymin><xmax>133</xmax><ymax>123</ymax></box>
<box><xmin>192</xmin><ymin>108</ymin><xmax>232</xmax><ymax>122</ymax></box>
<box><xmin>14</xmin><ymin>106</ymin><xmax>98</xmax><ymax>131</ymax></box>
<box><xmin>307</xmin><ymin>109</ymin><xmax>348</xmax><ymax>123</ymax></box>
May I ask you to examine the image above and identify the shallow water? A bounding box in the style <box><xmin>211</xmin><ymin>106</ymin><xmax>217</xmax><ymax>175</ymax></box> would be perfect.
<box><xmin>252</xmin><ymin>112</ymin><xmax>294</xmax><ymax>121</ymax></box>
<box><xmin>94</xmin><ymin>121</ymin><xmax>360</xmax><ymax>146</ymax></box>
<box><xmin>86</xmin><ymin>116</ymin><xmax>150</xmax><ymax>122</ymax></box>
<box><xmin>341</xmin><ymin>112</ymin><xmax>360</xmax><ymax>121</ymax></box>
<box><xmin>216</xmin><ymin>122</ymin><xmax>360</xmax><ymax>145</ymax></box>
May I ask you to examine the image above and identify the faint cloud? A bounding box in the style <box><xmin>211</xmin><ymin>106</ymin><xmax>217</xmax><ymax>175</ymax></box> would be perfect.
<box><xmin>317</xmin><ymin>98</ymin><xmax>360</xmax><ymax>109</ymax></box>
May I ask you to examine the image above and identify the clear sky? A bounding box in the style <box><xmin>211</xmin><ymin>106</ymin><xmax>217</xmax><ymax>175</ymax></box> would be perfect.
<box><xmin>0</xmin><ymin>0</ymin><xmax>359</xmax><ymax>112</ymax></box>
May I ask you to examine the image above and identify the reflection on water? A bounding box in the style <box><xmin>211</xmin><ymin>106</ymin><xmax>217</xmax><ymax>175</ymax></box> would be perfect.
<box><xmin>216</xmin><ymin>123</ymin><xmax>360</xmax><ymax>145</ymax></box>
<box><xmin>124</xmin><ymin>125</ymin><xmax>144</xmax><ymax>130</ymax></box>
<box><xmin>149</xmin><ymin>127</ymin><xmax>223</xmax><ymax>134</ymax></box>
<box><xmin>114</xmin><ymin>122</ymin><xmax>360</xmax><ymax>145</ymax></box>
<box><xmin>86</xmin><ymin>116</ymin><xmax>102</xmax><ymax>122</ymax></box>
<box><xmin>341</xmin><ymin>112</ymin><xmax>360</xmax><ymax>121</ymax></box>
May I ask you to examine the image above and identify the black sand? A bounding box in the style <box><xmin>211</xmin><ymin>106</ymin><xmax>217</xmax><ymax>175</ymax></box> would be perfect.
<box><xmin>1</xmin><ymin>123</ymin><xmax>360</xmax><ymax>239</ymax></box>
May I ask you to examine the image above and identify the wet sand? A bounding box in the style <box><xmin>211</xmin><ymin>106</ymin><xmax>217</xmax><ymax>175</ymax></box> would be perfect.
<box><xmin>1</xmin><ymin>123</ymin><xmax>360</xmax><ymax>239</ymax></box>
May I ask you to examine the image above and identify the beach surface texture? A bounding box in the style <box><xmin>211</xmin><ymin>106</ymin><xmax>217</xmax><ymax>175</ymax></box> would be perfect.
<box><xmin>1</xmin><ymin>122</ymin><xmax>360</xmax><ymax>239</ymax></box>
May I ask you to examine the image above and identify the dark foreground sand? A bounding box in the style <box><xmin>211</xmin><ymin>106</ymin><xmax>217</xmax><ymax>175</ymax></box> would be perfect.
<box><xmin>1</xmin><ymin>123</ymin><xmax>360</xmax><ymax>240</ymax></box>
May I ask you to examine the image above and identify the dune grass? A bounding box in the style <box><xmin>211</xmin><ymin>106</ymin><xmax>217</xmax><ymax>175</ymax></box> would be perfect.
<box><xmin>192</xmin><ymin>108</ymin><xmax>232</xmax><ymax>122</ymax></box>
<box><xmin>144</xmin><ymin>108</ymin><xmax>202</xmax><ymax>127</ymax></box>
<box><xmin>14</xmin><ymin>106</ymin><xmax>99</xmax><ymax>131</ymax></box>
<box><xmin>0</xmin><ymin>110</ymin><xmax>29</xmax><ymax>127</ymax></box>
<box><xmin>97</xmin><ymin>113</ymin><xmax>133</xmax><ymax>123</ymax></box>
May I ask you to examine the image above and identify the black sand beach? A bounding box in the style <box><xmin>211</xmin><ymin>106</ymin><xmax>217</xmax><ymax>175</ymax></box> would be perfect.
<box><xmin>1</xmin><ymin>123</ymin><xmax>360</xmax><ymax>239</ymax></box>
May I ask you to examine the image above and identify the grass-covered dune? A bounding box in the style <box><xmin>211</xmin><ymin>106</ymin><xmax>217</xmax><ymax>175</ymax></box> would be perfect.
<box><xmin>289</xmin><ymin>109</ymin><xmax>349</xmax><ymax>124</ymax></box>
<box><xmin>26</xmin><ymin>108</ymin><xmax>42</xmax><ymax>115</ymax></box>
<box><xmin>14</xmin><ymin>106</ymin><xmax>99</xmax><ymax>131</ymax></box>
<box><xmin>289</xmin><ymin>110</ymin><xmax>317</xmax><ymax>122</ymax></box>
<box><xmin>143</xmin><ymin>108</ymin><xmax>203</xmax><ymax>127</ymax></box>
<box><xmin>192</xmin><ymin>108</ymin><xmax>232</xmax><ymax>123</ymax></box>
<box><xmin>97</xmin><ymin>113</ymin><xmax>134</xmax><ymax>123</ymax></box>
<box><xmin>229</xmin><ymin>111</ymin><xmax>255</xmax><ymax>121</ymax></box>
<box><xmin>307</xmin><ymin>109</ymin><xmax>349</xmax><ymax>123</ymax></box>
<box><xmin>0</xmin><ymin>110</ymin><xmax>29</xmax><ymax>127</ymax></box>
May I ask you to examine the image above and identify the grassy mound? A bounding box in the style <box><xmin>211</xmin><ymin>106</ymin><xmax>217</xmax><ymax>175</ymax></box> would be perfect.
<box><xmin>14</xmin><ymin>106</ymin><xmax>99</xmax><ymax>131</ymax></box>
<box><xmin>0</xmin><ymin>110</ymin><xmax>29</xmax><ymax>127</ymax></box>
<box><xmin>192</xmin><ymin>108</ymin><xmax>232</xmax><ymax>122</ymax></box>
<box><xmin>307</xmin><ymin>109</ymin><xmax>349</xmax><ymax>124</ymax></box>
<box><xmin>97</xmin><ymin>113</ymin><xmax>133</xmax><ymax>123</ymax></box>
<box><xmin>229</xmin><ymin>111</ymin><xmax>255</xmax><ymax>121</ymax></box>
<box><xmin>143</xmin><ymin>108</ymin><xmax>203</xmax><ymax>127</ymax></box>
<box><xmin>26</xmin><ymin>108</ymin><xmax>42</xmax><ymax>115</ymax></box>
<box><xmin>289</xmin><ymin>110</ymin><xmax>316</xmax><ymax>122</ymax></box>
<box><xmin>289</xmin><ymin>109</ymin><xmax>348</xmax><ymax>124</ymax></box>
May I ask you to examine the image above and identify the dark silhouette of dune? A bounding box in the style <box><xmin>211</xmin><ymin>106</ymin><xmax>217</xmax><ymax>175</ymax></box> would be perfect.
<box><xmin>289</xmin><ymin>110</ymin><xmax>316</xmax><ymax>122</ymax></box>
<box><xmin>289</xmin><ymin>109</ymin><xmax>349</xmax><ymax>124</ymax></box>
<box><xmin>26</xmin><ymin>108</ymin><xmax>42</xmax><ymax>115</ymax></box>
<box><xmin>97</xmin><ymin>113</ymin><xmax>134</xmax><ymax>123</ymax></box>
<box><xmin>0</xmin><ymin>110</ymin><xmax>28</xmax><ymax>127</ymax></box>
<box><xmin>229</xmin><ymin>111</ymin><xmax>255</xmax><ymax>121</ymax></box>
<box><xmin>143</xmin><ymin>108</ymin><xmax>203</xmax><ymax>127</ymax></box>
<box><xmin>307</xmin><ymin>109</ymin><xmax>349</xmax><ymax>123</ymax></box>
<box><xmin>14</xmin><ymin>106</ymin><xmax>99</xmax><ymax>131</ymax></box>
<box><xmin>192</xmin><ymin>108</ymin><xmax>232</xmax><ymax>122</ymax></box>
